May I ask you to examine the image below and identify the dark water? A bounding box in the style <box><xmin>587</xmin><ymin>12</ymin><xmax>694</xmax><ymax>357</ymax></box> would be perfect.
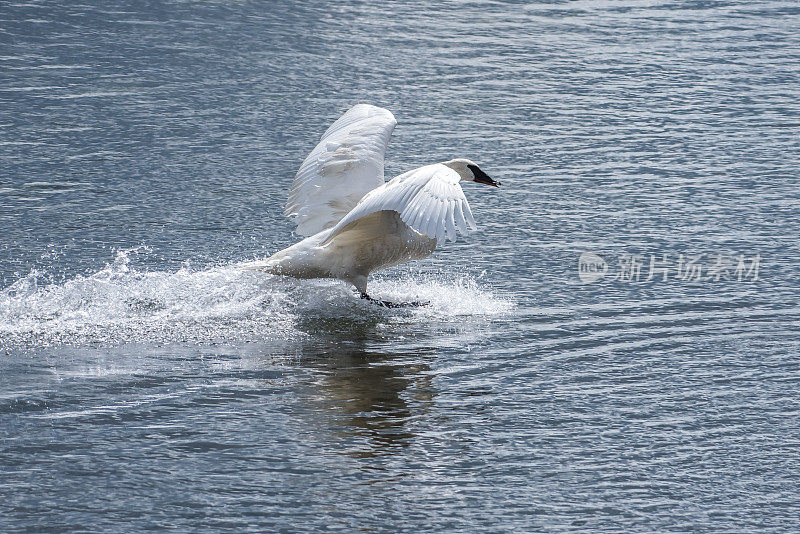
<box><xmin>2</xmin><ymin>1</ymin><xmax>800</xmax><ymax>531</ymax></box>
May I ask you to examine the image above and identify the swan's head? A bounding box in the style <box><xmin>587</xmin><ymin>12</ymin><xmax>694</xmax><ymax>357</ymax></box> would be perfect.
<box><xmin>443</xmin><ymin>158</ymin><xmax>500</xmax><ymax>187</ymax></box>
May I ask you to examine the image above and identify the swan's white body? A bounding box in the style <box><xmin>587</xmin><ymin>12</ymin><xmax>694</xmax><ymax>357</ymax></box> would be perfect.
<box><xmin>242</xmin><ymin>104</ymin><xmax>498</xmax><ymax>298</ymax></box>
<box><xmin>257</xmin><ymin>210</ymin><xmax>437</xmax><ymax>295</ymax></box>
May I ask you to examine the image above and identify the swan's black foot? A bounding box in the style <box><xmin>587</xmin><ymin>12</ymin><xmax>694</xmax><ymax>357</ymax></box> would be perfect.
<box><xmin>360</xmin><ymin>293</ymin><xmax>429</xmax><ymax>308</ymax></box>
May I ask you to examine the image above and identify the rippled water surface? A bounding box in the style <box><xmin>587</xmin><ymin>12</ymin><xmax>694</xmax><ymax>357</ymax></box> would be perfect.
<box><xmin>2</xmin><ymin>1</ymin><xmax>800</xmax><ymax>531</ymax></box>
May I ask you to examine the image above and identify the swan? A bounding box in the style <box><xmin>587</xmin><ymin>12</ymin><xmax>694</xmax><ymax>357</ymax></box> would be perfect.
<box><xmin>242</xmin><ymin>104</ymin><xmax>500</xmax><ymax>306</ymax></box>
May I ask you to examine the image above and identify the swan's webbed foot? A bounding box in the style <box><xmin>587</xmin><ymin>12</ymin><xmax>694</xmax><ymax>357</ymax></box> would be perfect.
<box><xmin>360</xmin><ymin>293</ymin><xmax>429</xmax><ymax>308</ymax></box>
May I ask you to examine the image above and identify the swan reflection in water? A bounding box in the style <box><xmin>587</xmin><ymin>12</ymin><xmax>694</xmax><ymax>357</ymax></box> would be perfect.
<box><xmin>291</xmin><ymin>321</ymin><xmax>438</xmax><ymax>458</ymax></box>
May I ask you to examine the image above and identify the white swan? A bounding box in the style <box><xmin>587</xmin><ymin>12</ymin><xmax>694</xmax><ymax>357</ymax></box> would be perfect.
<box><xmin>242</xmin><ymin>104</ymin><xmax>500</xmax><ymax>306</ymax></box>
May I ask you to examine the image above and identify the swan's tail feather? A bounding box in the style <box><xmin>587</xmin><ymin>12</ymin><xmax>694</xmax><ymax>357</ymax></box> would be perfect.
<box><xmin>238</xmin><ymin>256</ymin><xmax>281</xmax><ymax>272</ymax></box>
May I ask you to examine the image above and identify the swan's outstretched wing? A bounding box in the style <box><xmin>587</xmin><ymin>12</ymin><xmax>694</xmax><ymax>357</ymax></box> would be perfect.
<box><xmin>284</xmin><ymin>104</ymin><xmax>397</xmax><ymax>236</ymax></box>
<box><xmin>323</xmin><ymin>163</ymin><xmax>477</xmax><ymax>245</ymax></box>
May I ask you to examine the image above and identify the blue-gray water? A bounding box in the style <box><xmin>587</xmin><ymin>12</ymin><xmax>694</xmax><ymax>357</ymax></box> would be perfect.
<box><xmin>2</xmin><ymin>1</ymin><xmax>800</xmax><ymax>531</ymax></box>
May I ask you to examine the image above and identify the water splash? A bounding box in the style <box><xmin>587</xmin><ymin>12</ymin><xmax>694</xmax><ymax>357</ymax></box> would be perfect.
<box><xmin>0</xmin><ymin>249</ymin><xmax>512</xmax><ymax>349</ymax></box>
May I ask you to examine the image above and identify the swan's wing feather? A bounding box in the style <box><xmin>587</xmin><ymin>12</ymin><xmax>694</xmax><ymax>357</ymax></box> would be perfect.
<box><xmin>284</xmin><ymin>104</ymin><xmax>397</xmax><ymax>236</ymax></box>
<box><xmin>454</xmin><ymin>199</ymin><xmax>472</xmax><ymax>234</ymax></box>
<box><xmin>445</xmin><ymin>200</ymin><xmax>457</xmax><ymax>242</ymax></box>
<box><xmin>323</xmin><ymin>163</ymin><xmax>475</xmax><ymax>245</ymax></box>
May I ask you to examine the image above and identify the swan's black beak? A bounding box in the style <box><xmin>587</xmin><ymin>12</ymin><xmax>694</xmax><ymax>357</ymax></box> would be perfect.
<box><xmin>468</xmin><ymin>164</ymin><xmax>500</xmax><ymax>187</ymax></box>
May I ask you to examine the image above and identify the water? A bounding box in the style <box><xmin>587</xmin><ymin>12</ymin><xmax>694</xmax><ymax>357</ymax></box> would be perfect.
<box><xmin>2</xmin><ymin>1</ymin><xmax>799</xmax><ymax>531</ymax></box>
